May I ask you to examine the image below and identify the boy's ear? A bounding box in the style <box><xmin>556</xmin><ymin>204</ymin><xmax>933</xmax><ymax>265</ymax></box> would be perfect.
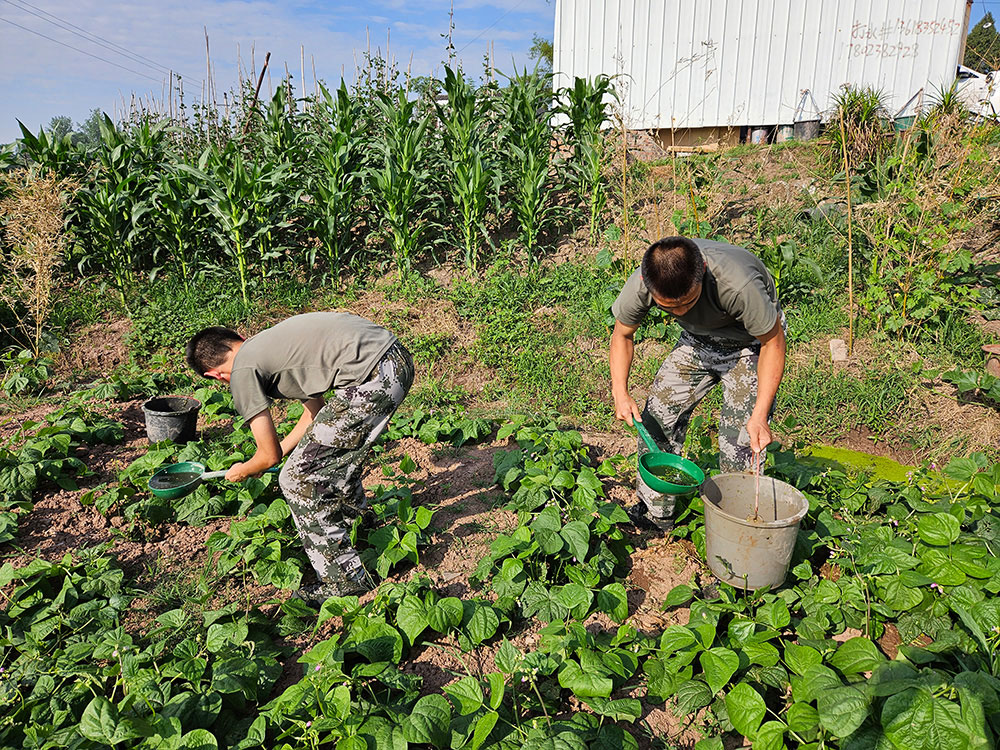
<box><xmin>204</xmin><ymin>369</ymin><xmax>231</xmax><ymax>383</ymax></box>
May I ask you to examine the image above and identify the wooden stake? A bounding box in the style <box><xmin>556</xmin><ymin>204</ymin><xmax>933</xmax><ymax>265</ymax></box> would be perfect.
<box><xmin>242</xmin><ymin>51</ymin><xmax>271</xmax><ymax>136</ymax></box>
<box><xmin>300</xmin><ymin>45</ymin><xmax>306</xmax><ymax>109</ymax></box>
<box><xmin>621</xmin><ymin>111</ymin><xmax>629</xmax><ymax>274</ymax></box>
<box><xmin>839</xmin><ymin>107</ymin><xmax>855</xmax><ymax>356</ymax></box>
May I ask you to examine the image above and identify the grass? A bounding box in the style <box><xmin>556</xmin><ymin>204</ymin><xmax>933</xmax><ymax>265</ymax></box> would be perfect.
<box><xmin>778</xmin><ymin>359</ymin><xmax>910</xmax><ymax>437</ymax></box>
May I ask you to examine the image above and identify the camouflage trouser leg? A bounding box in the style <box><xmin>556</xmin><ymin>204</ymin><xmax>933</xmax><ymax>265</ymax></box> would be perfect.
<box><xmin>279</xmin><ymin>343</ymin><xmax>414</xmax><ymax>591</ymax></box>
<box><xmin>638</xmin><ymin>333</ymin><xmax>763</xmax><ymax>521</ymax></box>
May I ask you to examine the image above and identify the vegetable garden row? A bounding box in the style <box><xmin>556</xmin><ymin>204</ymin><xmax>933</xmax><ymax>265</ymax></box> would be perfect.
<box><xmin>2</xmin><ymin>374</ymin><xmax>999</xmax><ymax>749</ymax></box>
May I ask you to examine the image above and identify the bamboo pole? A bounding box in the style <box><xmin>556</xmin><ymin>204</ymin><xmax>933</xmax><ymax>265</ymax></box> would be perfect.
<box><xmin>839</xmin><ymin>107</ymin><xmax>855</xmax><ymax>356</ymax></box>
<box><xmin>242</xmin><ymin>51</ymin><xmax>271</xmax><ymax>136</ymax></box>
<box><xmin>300</xmin><ymin>45</ymin><xmax>306</xmax><ymax>109</ymax></box>
<box><xmin>620</xmin><ymin>110</ymin><xmax>629</xmax><ymax>274</ymax></box>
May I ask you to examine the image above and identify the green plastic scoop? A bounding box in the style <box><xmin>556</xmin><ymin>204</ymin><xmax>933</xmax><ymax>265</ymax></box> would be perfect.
<box><xmin>633</xmin><ymin>420</ymin><xmax>705</xmax><ymax>494</ymax></box>
<box><xmin>147</xmin><ymin>461</ymin><xmax>281</xmax><ymax>500</ymax></box>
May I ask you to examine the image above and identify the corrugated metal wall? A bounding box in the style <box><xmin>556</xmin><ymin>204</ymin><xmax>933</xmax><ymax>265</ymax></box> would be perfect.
<box><xmin>553</xmin><ymin>0</ymin><xmax>970</xmax><ymax>129</ymax></box>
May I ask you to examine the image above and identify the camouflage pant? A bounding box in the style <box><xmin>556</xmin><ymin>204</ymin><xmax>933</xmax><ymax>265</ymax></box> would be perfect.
<box><xmin>637</xmin><ymin>331</ymin><xmax>771</xmax><ymax>522</ymax></box>
<box><xmin>279</xmin><ymin>342</ymin><xmax>414</xmax><ymax>590</ymax></box>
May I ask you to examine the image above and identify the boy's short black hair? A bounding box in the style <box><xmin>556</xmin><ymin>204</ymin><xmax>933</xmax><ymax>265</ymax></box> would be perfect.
<box><xmin>186</xmin><ymin>326</ymin><xmax>243</xmax><ymax>376</ymax></box>
<box><xmin>641</xmin><ymin>237</ymin><xmax>705</xmax><ymax>299</ymax></box>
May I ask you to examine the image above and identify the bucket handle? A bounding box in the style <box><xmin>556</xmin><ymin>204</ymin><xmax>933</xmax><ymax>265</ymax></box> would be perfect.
<box><xmin>893</xmin><ymin>88</ymin><xmax>924</xmax><ymax>121</ymax></box>
<box><xmin>793</xmin><ymin>89</ymin><xmax>820</xmax><ymax>123</ymax></box>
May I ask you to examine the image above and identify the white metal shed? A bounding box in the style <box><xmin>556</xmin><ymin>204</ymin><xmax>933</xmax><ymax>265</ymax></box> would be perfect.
<box><xmin>553</xmin><ymin>0</ymin><xmax>973</xmax><ymax>146</ymax></box>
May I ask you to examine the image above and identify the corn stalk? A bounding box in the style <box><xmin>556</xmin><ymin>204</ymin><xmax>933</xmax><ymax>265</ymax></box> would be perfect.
<box><xmin>182</xmin><ymin>142</ymin><xmax>289</xmax><ymax>303</ymax></box>
<box><xmin>435</xmin><ymin>66</ymin><xmax>495</xmax><ymax>270</ymax></box>
<box><xmin>502</xmin><ymin>68</ymin><xmax>556</xmax><ymax>263</ymax></box>
<box><xmin>304</xmin><ymin>82</ymin><xmax>365</xmax><ymax>279</ymax></box>
<box><xmin>558</xmin><ymin>75</ymin><xmax>615</xmax><ymax>244</ymax></box>
<box><xmin>369</xmin><ymin>90</ymin><xmax>432</xmax><ymax>275</ymax></box>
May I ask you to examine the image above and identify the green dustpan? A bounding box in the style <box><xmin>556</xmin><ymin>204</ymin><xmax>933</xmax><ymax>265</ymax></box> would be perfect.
<box><xmin>148</xmin><ymin>461</ymin><xmax>281</xmax><ymax>501</ymax></box>
<box><xmin>634</xmin><ymin>420</ymin><xmax>705</xmax><ymax>494</ymax></box>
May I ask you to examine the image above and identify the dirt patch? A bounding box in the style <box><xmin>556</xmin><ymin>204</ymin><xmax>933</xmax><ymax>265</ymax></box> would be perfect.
<box><xmin>878</xmin><ymin>622</ymin><xmax>902</xmax><ymax>659</ymax></box>
<box><xmin>0</xmin><ymin>401</ymin><xmax>61</xmax><ymax>442</ymax></box>
<box><xmin>628</xmin><ymin>538</ymin><xmax>703</xmax><ymax>633</ymax></box>
<box><xmin>56</xmin><ymin>317</ymin><xmax>133</xmax><ymax>378</ymax></box>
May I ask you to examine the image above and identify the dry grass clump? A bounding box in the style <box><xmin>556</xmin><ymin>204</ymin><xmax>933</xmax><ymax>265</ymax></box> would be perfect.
<box><xmin>0</xmin><ymin>169</ymin><xmax>76</xmax><ymax>354</ymax></box>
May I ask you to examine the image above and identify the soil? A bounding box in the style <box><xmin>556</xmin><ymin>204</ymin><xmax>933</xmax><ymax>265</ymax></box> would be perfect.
<box><xmin>0</xmin><ymin>387</ymin><xmax>714</xmax><ymax>741</ymax></box>
<box><xmin>55</xmin><ymin>317</ymin><xmax>133</xmax><ymax>379</ymax></box>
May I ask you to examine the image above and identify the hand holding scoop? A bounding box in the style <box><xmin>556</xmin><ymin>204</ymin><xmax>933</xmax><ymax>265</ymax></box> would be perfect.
<box><xmin>147</xmin><ymin>461</ymin><xmax>281</xmax><ymax>500</ymax></box>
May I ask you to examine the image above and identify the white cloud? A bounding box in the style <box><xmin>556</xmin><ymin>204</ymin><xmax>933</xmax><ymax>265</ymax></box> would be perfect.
<box><xmin>0</xmin><ymin>0</ymin><xmax>551</xmax><ymax>143</ymax></box>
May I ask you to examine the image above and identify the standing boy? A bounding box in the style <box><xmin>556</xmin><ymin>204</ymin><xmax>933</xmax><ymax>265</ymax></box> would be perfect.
<box><xmin>186</xmin><ymin>311</ymin><xmax>414</xmax><ymax>599</ymax></box>
<box><xmin>609</xmin><ymin>236</ymin><xmax>785</xmax><ymax>529</ymax></box>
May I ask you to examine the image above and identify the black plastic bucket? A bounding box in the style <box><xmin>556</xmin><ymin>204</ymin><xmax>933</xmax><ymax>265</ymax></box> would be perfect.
<box><xmin>142</xmin><ymin>396</ymin><xmax>201</xmax><ymax>444</ymax></box>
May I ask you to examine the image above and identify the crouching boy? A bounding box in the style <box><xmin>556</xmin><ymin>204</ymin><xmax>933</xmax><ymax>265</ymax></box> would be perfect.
<box><xmin>186</xmin><ymin>312</ymin><xmax>414</xmax><ymax>599</ymax></box>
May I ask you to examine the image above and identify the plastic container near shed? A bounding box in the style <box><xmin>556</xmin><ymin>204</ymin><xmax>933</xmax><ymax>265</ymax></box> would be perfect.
<box><xmin>793</xmin><ymin>89</ymin><xmax>821</xmax><ymax>141</ymax></box>
<box><xmin>892</xmin><ymin>88</ymin><xmax>925</xmax><ymax>136</ymax></box>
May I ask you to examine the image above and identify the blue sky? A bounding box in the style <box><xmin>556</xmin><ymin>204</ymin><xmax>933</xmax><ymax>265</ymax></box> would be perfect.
<box><xmin>0</xmin><ymin>0</ymin><xmax>555</xmax><ymax>144</ymax></box>
<box><xmin>1</xmin><ymin>1</ymin><xmax>997</xmax><ymax>145</ymax></box>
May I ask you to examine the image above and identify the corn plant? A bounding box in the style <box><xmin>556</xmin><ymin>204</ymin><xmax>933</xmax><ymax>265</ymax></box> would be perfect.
<box><xmin>182</xmin><ymin>142</ymin><xmax>289</xmax><ymax>303</ymax></box>
<box><xmin>502</xmin><ymin>68</ymin><xmax>556</xmax><ymax>262</ymax></box>
<box><xmin>70</xmin><ymin>173</ymin><xmax>143</xmax><ymax>304</ymax></box>
<box><xmin>149</xmin><ymin>165</ymin><xmax>203</xmax><ymax>288</ymax></box>
<box><xmin>435</xmin><ymin>66</ymin><xmax>496</xmax><ymax>270</ymax></box>
<box><xmin>558</xmin><ymin>75</ymin><xmax>615</xmax><ymax>244</ymax></box>
<box><xmin>68</xmin><ymin>118</ymin><xmax>165</xmax><ymax>304</ymax></box>
<box><xmin>252</xmin><ymin>85</ymin><xmax>302</xmax><ymax>267</ymax></box>
<box><xmin>369</xmin><ymin>90</ymin><xmax>433</xmax><ymax>274</ymax></box>
<box><xmin>15</xmin><ymin>121</ymin><xmax>82</xmax><ymax>178</ymax></box>
<box><xmin>303</xmin><ymin>82</ymin><xmax>366</xmax><ymax>279</ymax></box>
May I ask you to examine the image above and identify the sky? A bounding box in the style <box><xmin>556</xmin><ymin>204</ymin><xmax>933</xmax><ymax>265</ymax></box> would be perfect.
<box><xmin>0</xmin><ymin>0</ymin><xmax>555</xmax><ymax>144</ymax></box>
<box><xmin>1</xmin><ymin>1</ymin><xmax>998</xmax><ymax>145</ymax></box>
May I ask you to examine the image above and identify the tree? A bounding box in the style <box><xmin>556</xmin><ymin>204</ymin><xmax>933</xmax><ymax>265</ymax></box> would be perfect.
<box><xmin>964</xmin><ymin>12</ymin><xmax>1000</xmax><ymax>72</ymax></box>
<box><xmin>529</xmin><ymin>34</ymin><xmax>553</xmax><ymax>75</ymax></box>
<box><xmin>45</xmin><ymin>116</ymin><xmax>72</xmax><ymax>142</ymax></box>
<box><xmin>74</xmin><ymin>109</ymin><xmax>104</xmax><ymax>149</ymax></box>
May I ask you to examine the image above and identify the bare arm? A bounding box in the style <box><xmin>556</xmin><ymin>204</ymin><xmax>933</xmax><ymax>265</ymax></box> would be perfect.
<box><xmin>225</xmin><ymin>411</ymin><xmax>283</xmax><ymax>482</ymax></box>
<box><xmin>610</xmin><ymin>320</ymin><xmax>643</xmax><ymax>425</ymax></box>
<box><xmin>279</xmin><ymin>397</ymin><xmax>324</xmax><ymax>457</ymax></box>
<box><xmin>746</xmin><ymin>319</ymin><xmax>787</xmax><ymax>453</ymax></box>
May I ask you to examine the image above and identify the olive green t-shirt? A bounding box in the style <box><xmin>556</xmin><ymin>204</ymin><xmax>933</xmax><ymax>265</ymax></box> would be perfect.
<box><xmin>229</xmin><ymin>312</ymin><xmax>397</xmax><ymax>420</ymax></box>
<box><xmin>611</xmin><ymin>239</ymin><xmax>780</xmax><ymax>344</ymax></box>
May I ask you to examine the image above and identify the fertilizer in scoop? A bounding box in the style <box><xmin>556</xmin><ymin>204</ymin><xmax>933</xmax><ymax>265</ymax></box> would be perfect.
<box><xmin>149</xmin><ymin>471</ymin><xmax>202</xmax><ymax>490</ymax></box>
<box><xmin>648</xmin><ymin>465</ymin><xmax>697</xmax><ymax>485</ymax></box>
